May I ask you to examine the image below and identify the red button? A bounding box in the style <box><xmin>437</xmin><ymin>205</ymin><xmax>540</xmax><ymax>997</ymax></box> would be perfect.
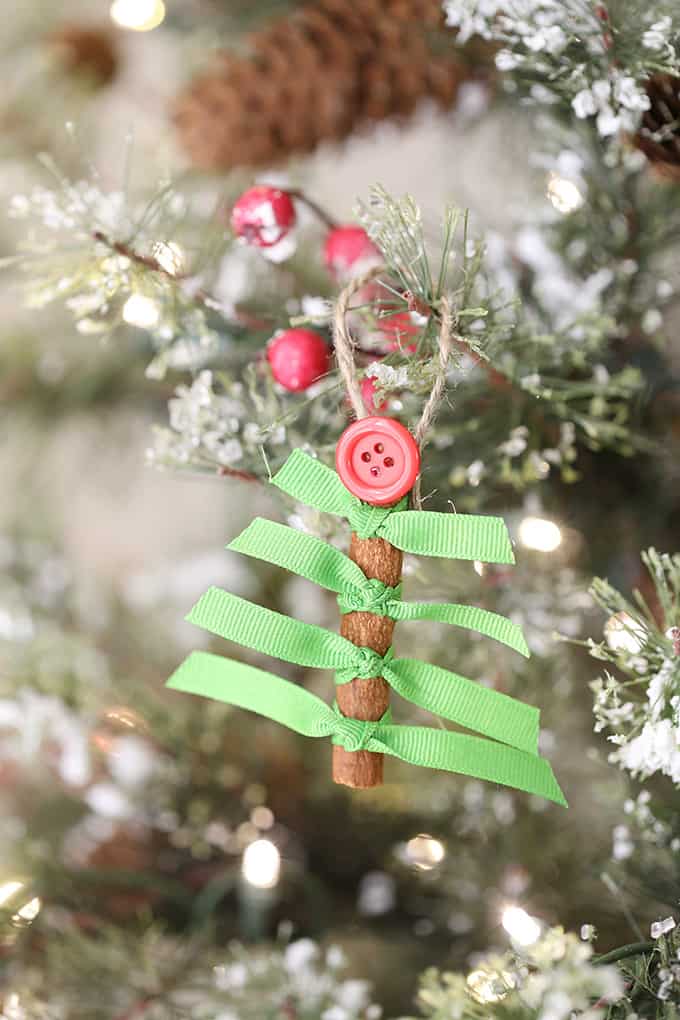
<box><xmin>336</xmin><ymin>417</ymin><xmax>420</xmax><ymax>506</ymax></box>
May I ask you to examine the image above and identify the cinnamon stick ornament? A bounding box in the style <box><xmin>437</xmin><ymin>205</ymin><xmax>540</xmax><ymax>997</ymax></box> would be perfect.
<box><xmin>333</xmin><ymin>533</ymin><xmax>403</xmax><ymax>787</ymax></box>
<box><xmin>332</xmin><ymin>415</ymin><xmax>421</xmax><ymax>788</ymax></box>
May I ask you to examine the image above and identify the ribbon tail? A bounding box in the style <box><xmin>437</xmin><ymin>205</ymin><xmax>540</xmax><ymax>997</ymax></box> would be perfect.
<box><xmin>384</xmin><ymin>511</ymin><xmax>515</xmax><ymax>564</ymax></box>
<box><xmin>367</xmin><ymin>724</ymin><xmax>567</xmax><ymax>807</ymax></box>
<box><xmin>169</xmin><ymin>655</ymin><xmax>566</xmax><ymax>807</ymax></box>
<box><xmin>386</xmin><ymin>659</ymin><xmax>539</xmax><ymax>754</ymax></box>
<box><xmin>228</xmin><ymin>518</ymin><xmax>366</xmax><ymax>596</ymax></box>
<box><xmin>271</xmin><ymin>450</ymin><xmax>352</xmax><ymax>516</ymax></box>
<box><xmin>167</xmin><ymin>652</ymin><xmax>336</xmax><ymax>739</ymax></box>
<box><xmin>186</xmin><ymin>587</ymin><xmax>353</xmax><ymax>671</ymax></box>
<box><xmin>390</xmin><ymin>602</ymin><xmax>529</xmax><ymax>657</ymax></box>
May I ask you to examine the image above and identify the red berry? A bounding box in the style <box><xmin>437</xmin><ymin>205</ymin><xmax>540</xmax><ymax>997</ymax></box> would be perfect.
<box><xmin>323</xmin><ymin>225</ymin><xmax>380</xmax><ymax>278</ymax></box>
<box><xmin>382</xmin><ymin>310</ymin><xmax>420</xmax><ymax>354</ymax></box>
<box><xmin>361</xmin><ymin>376</ymin><xmax>388</xmax><ymax>413</ymax></box>
<box><xmin>231</xmin><ymin>186</ymin><xmax>296</xmax><ymax>248</ymax></box>
<box><xmin>267</xmin><ymin>328</ymin><xmax>330</xmax><ymax>392</ymax></box>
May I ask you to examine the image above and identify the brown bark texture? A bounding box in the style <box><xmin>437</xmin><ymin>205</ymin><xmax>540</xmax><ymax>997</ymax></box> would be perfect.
<box><xmin>332</xmin><ymin>532</ymin><xmax>402</xmax><ymax>788</ymax></box>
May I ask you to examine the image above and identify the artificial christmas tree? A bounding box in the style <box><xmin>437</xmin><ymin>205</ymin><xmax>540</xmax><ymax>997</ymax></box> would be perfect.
<box><xmin>3</xmin><ymin>0</ymin><xmax>680</xmax><ymax>1016</ymax></box>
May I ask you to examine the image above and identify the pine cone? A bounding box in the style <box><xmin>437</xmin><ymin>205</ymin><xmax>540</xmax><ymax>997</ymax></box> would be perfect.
<box><xmin>635</xmin><ymin>74</ymin><xmax>680</xmax><ymax>181</ymax></box>
<box><xmin>174</xmin><ymin>0</ymin><xmax>487</xmax><ymax>171</ymax></box>
<box><xmin>50</xmin><ymin>24</ymin><xmax>119</xmax><ymax>87</ymax></box>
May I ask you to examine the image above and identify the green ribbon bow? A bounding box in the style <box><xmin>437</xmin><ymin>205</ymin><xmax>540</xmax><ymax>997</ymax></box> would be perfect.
<box><xmin>272</xmin><ymin>450</ymin><xmax>515</xmax><ymax>563</ymax></box>
<box><xmin>229</xmin><ymin>518</ymin><xmax>529</xmax><ymax>657</ymax></box>
<box><xmin>186</xmin><ymin>588</ymin><xmax>539</xmax><ymax>755</ymax></box>
<box><xmin>168</xmin><ymin>653</ymin><xmax>566</xmax><ymax>805</ymax></box>
<box><xmin>166</xmin><ymin>447</ymin><xmax>566</xmax><ymax>807</ymax></box>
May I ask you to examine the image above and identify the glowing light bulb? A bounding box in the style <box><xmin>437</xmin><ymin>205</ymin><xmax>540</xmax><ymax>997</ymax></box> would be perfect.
<box><xmin>605</xmin><ymin>612</ymin><xmax>646</xmax><ymax>654</ymax></box>
<box><xmin>2</xmin><ymin>993</ymin><xmax>23</xmax><ymax>1020</ymax></box>
<box><xmin>123</xmin><ymin>294</ymin><xmax>160</xmax><ymax>329</ymax></box>
<box><xmin>518</xmin><ymin>516</ymin><xmax>562</xmax><ymax>553</ymax></box>
<box><xmin>0</xmin><ymin>881</ymin><xmax>42</xmax><ymax>930</ymax></box>
<box><xmin>0</xmin><ymin>882</ymin><xmax>24</xmax><ymax>907</ymax></box>
<box><xmin>473</xmin><ymin>560</ymin><xmax>485</xmax><ymax>576</ymax></box>
<box><xmin>110</xmin><ymin>0</ymin><xmax>166</xmax><ymax>31</ymax></box>
<box><xmin>501</xmin><ymin>904</ymin><xmax>542</xmax><ymax>946</ymax></box>
<box><xmin>152</xmin><ymin>241</ymin><xmax>185</xmax><ymax>276</ymax></box>
<box><xmin>466</xmin><ymin>968</ymin><xmax>513</xmax><ymax>1004</ymax></box>
<box><xmin>546</xmin><ymin>172</ymin><xmax>584</xmax><ymax>214</ymax></box>
<box><xmin>241</xmin><ymin>839</ymin><xmax>280</xmax><ymax>889</ymax></box>
<box><xmin>405</xmin><ymin>834</ymin><xmax>446</xmax><ymax>871</ymax></box>
<box><xmin>13</xmin><ymin>897</ymin><xmax>41</xmax><ymax>925</ymax></box>
<box><xmin>250</xmin><ymin>805</ymin><xmax>274</xmax><ymax>830</ymax></box>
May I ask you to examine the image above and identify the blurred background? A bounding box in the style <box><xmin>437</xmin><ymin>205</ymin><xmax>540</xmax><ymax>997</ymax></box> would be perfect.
<box><xmin>1</xmin><ymin>1</ymin><xmax>680</xmax><ymax>1017</ymax></box>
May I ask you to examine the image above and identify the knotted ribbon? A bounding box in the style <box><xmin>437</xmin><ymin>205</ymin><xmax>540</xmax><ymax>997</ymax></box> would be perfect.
<box><xmin>185</xmin><ymin>588</ymin><xmax>539</xmax><ymax>754</ymax></box>
<box><xmin>167</xmin><ymin>448</ymin><xmax>566</xmax><ymax>806</ymax></box>
<box><xmin>168</xmin><ymin>652</ymin><xmax>566</xmax><ymax>805</ymax></box>
<box><xmin>228</xmin><ymin>518</ymin><xmax>528</xmax><ymax>657</ymax></box>
<box><xmin>272</xmin><ymin>450</ymin><xmax>515</xmax><ymax>563</ymax></box>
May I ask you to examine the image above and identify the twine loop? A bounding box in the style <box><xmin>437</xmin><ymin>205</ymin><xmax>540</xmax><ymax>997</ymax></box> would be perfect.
<box><xmin>332</xmin><ymin>269</ymin><xmax>455</xmax><ymax>508</ymax></box>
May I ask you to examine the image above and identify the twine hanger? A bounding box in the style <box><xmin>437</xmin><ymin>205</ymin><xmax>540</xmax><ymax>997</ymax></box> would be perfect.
<box><xmin>332</xmin><ymin>265</ymin><xmax>454</xmax><ymax>508</ymax></box>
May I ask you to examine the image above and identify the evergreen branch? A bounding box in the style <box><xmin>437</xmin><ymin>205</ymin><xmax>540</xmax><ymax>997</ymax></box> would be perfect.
<box><xmin>592</xmin><ymin>941</ymin><xmax>657</xmax><ymax>965</ymax></box>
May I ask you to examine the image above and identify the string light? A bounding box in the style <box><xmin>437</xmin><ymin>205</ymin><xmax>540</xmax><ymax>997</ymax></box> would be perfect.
<box><xmin>110</xmin><ymin>0</ymin><xmax>166</xmax><ymax>31</ymax></box>
<box><xmin>241</xmin><ymin>839</ymin><xmax>281</xmax><ymax>889</ymax></box>
<box><xmin>546</xmin><ymin>172</ymin><xmax>584</xmax><ymax>214</ymax></box>
<box><xmin>152</xmin><ymin>241</ymin><xmax>185</xmax><ymax>276</ymax></box>
<box><xmin>0</xmin><ymin>881</ymin><xmax>24</xmax><ymax>907</ymax></box>
<box><xmin>0</xmin><ymin>881</ymin><xmax>42</xmax><ymax>930</ymax></box>
<box><xmin>605</xmin><ymin>612</ymin><xmax>647</xmax><ymax>654</ymax></box>
<box><xmin>405</xmin><ymin>834</ymin><xmax>446</xmax><ymax>871</ymax></box>
<box><xmin>13</xmin><ymin>897</ymin><xmax>41</xmax><ymax>926</ymax></box>
<box><xmin>501</xmin><ymin>904</ymin><xmax>542</xmax><ymax>946</ymax></box>
<box><xmin>122</xmin><ymin>294</ymin><xmax>160</xmax><ymax>329</ymax></box>
<box><xmin>250</xmin><ymin>806</ymin><xmax>274</xmax><ymax>830</ymax></box>
<box><xmin>518</xmin><ymin>516</ymin><xmax>562</xmax><ymax>553</ymax></box>
<box><xmin>2</xmin><ymin>993</ymin><xmax>24</xmax><ymax>1020</ymax></box>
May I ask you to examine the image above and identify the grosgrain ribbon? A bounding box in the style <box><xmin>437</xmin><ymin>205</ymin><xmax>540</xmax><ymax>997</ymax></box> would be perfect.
<box><xmin>272</xmin><ymin>450</ymin><xmax>515</xmax><ymax>563</ymax></box>
<box><xmin>228</xmin><ymin>518</ymin><xmax>528</xmax><ymax>657</ymax></box>
<box><xmin>185</xmin><ymin>587</ymin><xmax>539</xmax><ymax>754</ymax></box>
<box><xmin>167</xmin><ymin>652</ymin><xmax>566</xmax><ymax>806</ymax></box>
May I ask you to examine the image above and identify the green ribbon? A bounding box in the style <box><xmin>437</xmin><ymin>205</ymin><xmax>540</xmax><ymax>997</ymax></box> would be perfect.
<box><xmin>272</xmin><ymin>450</ymin><xmax>515</xmax><ymax>563</ymax></box>
<box><xmin>186</xmin><ymin>587</ymin><xmax>539</xmax><ymax>755</ymax></box>
<box><xmin>228</xmin><ymin>518</ymin><xmax>529</xmax><ymax>657</ymax></box>
<box><xmin>167</xmin><ymin>652</ymin><xmax>566</xmax><ymax>806</ymax></box>
<box><xmin>167</xmin><ymin>447</ymin><xmax>565</xmax><ymax>806</ymax></box>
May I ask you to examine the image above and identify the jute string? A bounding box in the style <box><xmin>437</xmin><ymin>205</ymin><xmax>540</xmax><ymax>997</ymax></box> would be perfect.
<box><xmin>332</xmin><ymin>268</ymin><xmax>453</xmax><ymax>508</ymax></box>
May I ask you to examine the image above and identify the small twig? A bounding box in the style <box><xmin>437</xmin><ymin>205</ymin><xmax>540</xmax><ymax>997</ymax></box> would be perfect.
<box><xmin>286</xmin><ymin>189</ymin><xmax>338</xmax><ymax>231</ymax></box>
<box><xmin>92</xmin><ymin>231</ymin><xmax>271</xmax><ymax>331</ymax></box>
<box><xmin>217</xmin><ymin>464</ymin><xmax>261</xmax><ymax>483</ymax></box>
<box><xmin>592</xmin><ymin>940</ymin><xmax>656</xmax><ymax>966</ymax></box>
<box><xmin>93</xmin><ymin>230</ymin><xmax>180</xmax><ymax>279</ymax></box>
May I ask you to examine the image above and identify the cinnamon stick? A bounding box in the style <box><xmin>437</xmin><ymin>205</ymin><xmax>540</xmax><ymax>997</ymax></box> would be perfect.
<box><xmin>332</xmin><ymin>532</ymin><xmax>403</xmax><ymax>788</ymax></box>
